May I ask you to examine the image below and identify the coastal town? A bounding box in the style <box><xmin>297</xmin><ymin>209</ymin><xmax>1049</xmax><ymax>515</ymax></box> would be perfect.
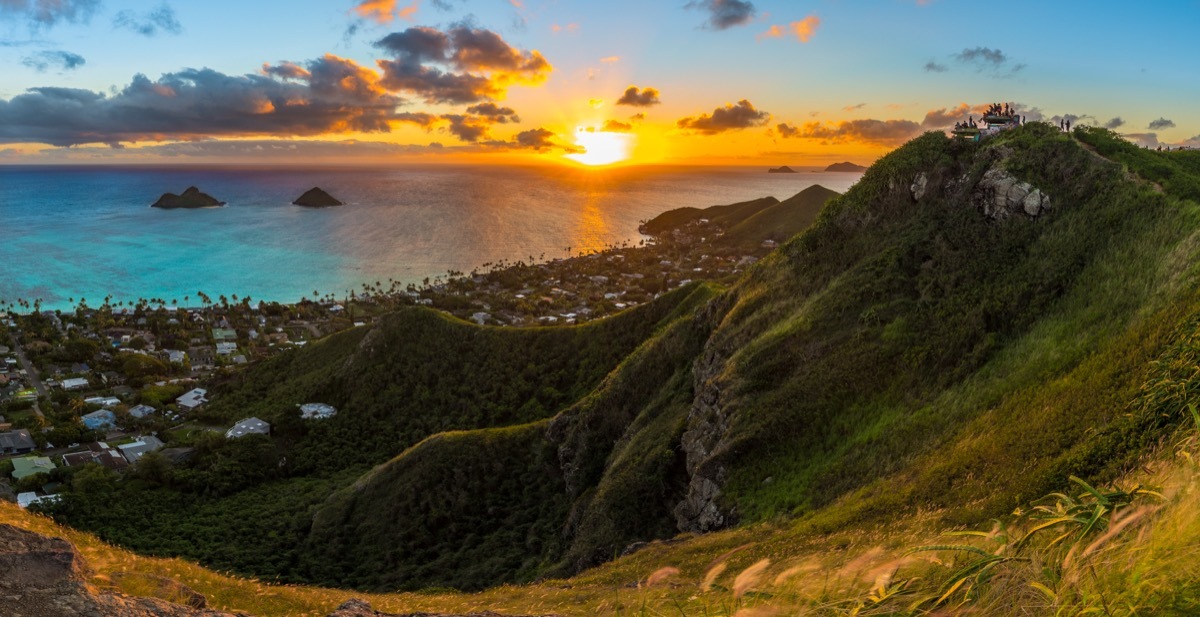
<box><xmin>0</xmin><ymin>191</ymin><xmax>809</xmax><ymax>508</ymax></box>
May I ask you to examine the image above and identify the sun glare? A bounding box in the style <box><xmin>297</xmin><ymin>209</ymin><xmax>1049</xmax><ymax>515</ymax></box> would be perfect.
<box><xmin>565</xmin><ymin>127</ymin><xmax>634</xmax><ymax>166</ymax></box>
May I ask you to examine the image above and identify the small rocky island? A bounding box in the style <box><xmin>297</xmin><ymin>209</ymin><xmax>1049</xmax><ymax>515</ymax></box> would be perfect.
<box><xmin>151</xmin><ymin>186</ymin><xmax>225</xmax><ymax>209</ymax></box>
<box><xmin>293</xmin><ymin>187</ymin><xmax>344</xmax><ymax>207</ymax></box>
<box><xmin>824</xmin><ymin>161</ymin><xmax>867</xmax><ymax>172</ymax></box>
<box><xmin>767</xmin><ymin>165</ymin><xmax>797</xmax><ymax>173</ymax></box>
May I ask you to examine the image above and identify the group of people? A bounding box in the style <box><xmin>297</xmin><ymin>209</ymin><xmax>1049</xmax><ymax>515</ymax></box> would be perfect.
<box><xmin>1059</xmin><ymin>118</ymin><xmax>1072</xmax><ymax>131</ymax></box>
<box><xmin>985</xmin><ymin>102</ymin><xmax>1017</xmax><ymax>118</ymax></box>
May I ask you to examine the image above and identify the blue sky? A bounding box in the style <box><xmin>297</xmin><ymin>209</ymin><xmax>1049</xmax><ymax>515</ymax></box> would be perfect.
<box><xmin>1</xmin><ymin>0</ymin><xmax>1197</xmax><ymax>164</ymax></box>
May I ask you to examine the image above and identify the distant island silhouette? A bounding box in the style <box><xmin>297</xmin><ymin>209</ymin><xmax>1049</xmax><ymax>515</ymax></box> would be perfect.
<box><xmin>767</xmin><ymin>165</ymin><xmax>797</xmax><ymax>174</ymax></box>
<box><xmin>293</xmin><ymin>187</ymin><xmax>344</xmax><ymax>208</ymax></box>
<box><xmin>824</xmin><ymin>162</ymin><xmax>867</xmax><ymax>172</ymax></box>
<box><xmin>151</xmin><ymin>186</ymin><xmax>225</xmax><ymax>209</ymax></box>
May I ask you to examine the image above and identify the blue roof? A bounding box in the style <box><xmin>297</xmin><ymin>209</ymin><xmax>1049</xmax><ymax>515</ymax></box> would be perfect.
<box><xmin>81</xmin><ymin>409</ymin><xmax>117</xmax><ymax>430</ymax></box>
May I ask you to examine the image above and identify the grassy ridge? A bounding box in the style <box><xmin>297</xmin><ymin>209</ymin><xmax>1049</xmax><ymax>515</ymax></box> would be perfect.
<box><xmin>51</xmin><ymin>283</ymin><xmax>717</xmax><ymax>586</ymax></box>
<box><xmin>692</xmin><ymin>123</ymin><xmax>1200</xmax><ymax>527</ymax></box>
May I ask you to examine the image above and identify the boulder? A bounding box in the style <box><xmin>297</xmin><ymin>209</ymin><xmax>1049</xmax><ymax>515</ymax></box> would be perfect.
<box><xmin>293</xmin><ymin>187</ymin><xmax>344</xmax><ymax>207</ymax></box>
<box><xmin>972</xmin><ymin>168</ymin><xmax>1051</xmax><ymax>219</ymax></box>
<box><xmin>152</xmin><ymin>187</ymin><xmax>225</xmax><ymax>209</ymax></box>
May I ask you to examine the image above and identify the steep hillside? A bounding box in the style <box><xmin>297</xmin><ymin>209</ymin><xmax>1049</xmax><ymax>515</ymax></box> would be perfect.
<box><xmin>39</xmin><ymin>124</ymin><xmax>1200</xmax><ymax>604</ymax></box>
<box><xmin>639</xmin><ymin>185</ymin><xmax>840</xmax><ymax>251</ymax></box>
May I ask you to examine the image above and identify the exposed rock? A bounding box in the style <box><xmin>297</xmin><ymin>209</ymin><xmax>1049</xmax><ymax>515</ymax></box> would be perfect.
<box><xmin>151</xmin><ymin>187</ymin><xmax>225</xmax><ymax>209</ymax></box>
<box><xmin>825</xmin><ymin>161</ymin><xmax>867</xmax><ymax>172</ymax></box>
<box><xmin>0</xmin><ymin>523</ymin><xmax>238</xmax><ymax>617</ymax></box>
<box><xmin>327</xmin><ymin>599</ymin><xmax>559</xmax><ymax>617</ymax></box>
<box><xmin>293</xmin><ymin>187</ymin><xmax>344</xmax><ymax>207</ymax></box>
<box><xmin>767</xmin><ymin>166</ymin><xmax>796</xmax><ymax>174</ymax></box>
<box><xmin>910</xmin><ymin>172</ymin><xmax>929</xmax><ymax>201</ymax></box>
<box><xmin>674</xmin><ymin>302</ymin><xmax>739</xmax><ymax>533</ymax></box>
<box><xmin>971</xmin><ymin>168</ymin><xmax>1051</xmax><ymax>220</ymax></box>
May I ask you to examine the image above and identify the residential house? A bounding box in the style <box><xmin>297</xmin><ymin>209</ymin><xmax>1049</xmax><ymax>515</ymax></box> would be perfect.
<box><xmin>176</xmin><ymin>388</ymin><xmax>208</xmax><ymax>412</ymax></box>
<box><xmin>0</xmin><ymin>429</ymin><xmax>35</xmax><ymax>454</ymax></box>
<box><xmin>225</xmin><ymin>417</ymin><xmax>270</xmax><ymax>438</ymax></box>
<box><xmin>299</xmin><ymin>403</ymin><xmax>337</xmax><ymax>420</ymax></box>
<box><xmin>166</xmin><ymin>350</ymin><xmax>187</xmax><ymax>364</ymax></box>
<box><xmin>128</xmin><ymin>404</ymin><xmax>156</xmax><ymax>419</ymax></box>
<box><xmin>61</xmin><ymin>377</ymin><xmax>90</xmax><ymax>391</ymax></box>
<box><xmin>81</xmin><ymin>410</ymin><xmax>117</xmax><ymax>431</ymax></box>
<box><xmin>17</xmin><ymin>492</ymin><xmax>60</xmax><ymax>509</ymax></box>
<box><xmin>11</xmin><ymin>456</ymin><xmax>56</xmax><ymax>481</ymax></box>
<box><xmin>118</xmin><ymin>436</ymin><xmax>165</xmax><ymax>464</ymax></box>
<box><xmin>212</xmin><ymin>328</ymin><xmax>237</xmax><ymax>341</ymax></box>
<box><xmin>62</xmin><ymin>442</ymin><xmax>129</xmax><ymax>471</ymax></box>
<box><xmin>215</xmin><ymin>342</ymin><xmax>238</xmax><ymax>356</ymax></box>
<box><xmin>84</xmin><ymin>396</ymin><xmax>121</xmax><ymax>407</ymax></box>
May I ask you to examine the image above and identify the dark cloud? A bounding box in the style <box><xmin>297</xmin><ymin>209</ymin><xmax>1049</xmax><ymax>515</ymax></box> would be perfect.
<box><xmin>952</xmin><ymin>46</ymin><xmax>1025</xmax><ymax>76</ymax></box>
<box><xmin>785</xmin><ymin>118</ymin><xmax>925</xmax><ymax>146</ymax></box>
<box><xmin>1148</xmin><ymin>117</ymin><xmax>1175</xmax><ymax>130</ymax></box>
<box><xmin>601</xmin><ymin>119</ymin><xmax>632</xmax><ymax>132</ymax></box>
<box><xmin>0</xmin><ymin>0</ymin><xmax>98</xmax><ymax>28</ymax></box>
<box><xmin>677</xmin><ymin>99</ymin><xmax>770</xmax><ymax>134</ymax></box>
<box><xmin>0</xmin><ymin>54</ymin><xmax>409</xmax><ymax>146</ymax></box>
<box><xmin>1103</xmin><ymin>117</ymin><xmax>1125</xmax><ymax>129</ymax></box>
<box><xmin>1</xmin><ymin>139</ymin><xmax>455</xmax><ymax>162</ymax></box>
<box><xmin>375</xmin><ymin>27</ymin><xmax>450</xmax><ymax>64</ymax></box>
<box><xmin>923</xmin><ymin>61</ymin><xmax>948</xmax><ymax>73</ymax></box>
<box><xmin>616</xmin><ymin>85</ymin><xmax>660</xmax><ymax>107</ymax></box>
<box><xmin>630</xmin><ymin>112</ymin><xmax>645</xmax><ymax>121</ymax></box>
<box><xmin>920</xmin><ymin>103</ymin><xmax>973</xmax><ymax>128</ymax></box>
<box><xmin>441</xmin><ymin>114</ymin><xmax>491</xmax><ymax>142</ymax></box>
<box><xmin>776</xmin><ymin>122</ymin><xmax>799</xmax><ymax>138</ymax></box>
<box><xmin>261</xmin><ymin>61</ymin><xmax>310</xmax><ymax>80</ymax></box>
<box><xmin>374</xmin><ymin>25</ymin><xmax>551</xmax><ymax>104</ymax></box>
<box><xmin>512</xmin><ymin>127</ymin><xmax>582</xmax><ymax>152</ymax></box>
<box><xmin>843</xmin><ymin>103</ymin><xmax>866</xmax><ymax>112</ymax></box>
<box><xmin>113</xmin><ymin>3</ymin><xmax>182</xmax><ymax>37</ymax></box>
<box><xmin>20</xmin><ymin>50</ymin><xmax>85</xmax><ymax>72</ymax></box>
<box><xmin>465</xmin><ymin>102</ymin><xmax>520</xmax><ymax>123</ymax></box>
<box><xmin>687</xmin><ymin>0</ymin><xmax>756</xmax><ymax>30</ymax></box>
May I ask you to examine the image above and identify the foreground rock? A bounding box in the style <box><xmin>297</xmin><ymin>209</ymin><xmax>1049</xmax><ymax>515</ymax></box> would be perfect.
<box><xmin>0</xmin><ymin>524</ymin><xmax>557</xmax><ymax>617</ymax></box>
<box><xmin>151</xmin><ymin>187</ymin><xmax>225</xmax><ymax>209</ymax></box>
<box><xmin>767</xmin><ymin>165</ymin><xmax>796</xmax><ymax>173</ymax></box>
<box><xmin>0</xmin><ymin>524</ymin><xmax>237</xmax><ymax>616</ymax></box>
<box><xmin>293</xmin><ymin>187</ymin><xmax>344</xmax><ymax>207</ymax></box>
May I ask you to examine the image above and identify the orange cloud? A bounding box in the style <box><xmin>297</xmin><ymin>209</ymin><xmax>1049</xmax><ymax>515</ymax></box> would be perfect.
<box><xmin>600</xmin><ymin>56</ymin><xmax>620</xmax><ymax>64</ymax></box>
<box><xmin>758</xmin><ymin>14</ymin><xmax>821</xmax><ymax>43</ymax></box>
<box><xmin>552</xmin><ymin>23</ymin><xmax>579</xmax><ymax>33</ymax></box>
<box><xmin>354</xmin><ymin>0</ymin><xmax>417</xmax><ymax>24</ymax></box>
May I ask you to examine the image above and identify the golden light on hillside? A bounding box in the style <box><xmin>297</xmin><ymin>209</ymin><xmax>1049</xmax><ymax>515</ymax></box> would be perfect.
<box><xmin>565</xmin><ymin>127</ymin><xmax>634</xmax><ymax>166</ymax></box>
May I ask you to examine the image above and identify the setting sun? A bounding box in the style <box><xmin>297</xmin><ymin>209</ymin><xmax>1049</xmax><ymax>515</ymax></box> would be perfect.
<box><xmin>565</xmin><ymin>127</ymin><xmax>635</xmax><ymax>166</ymax></box>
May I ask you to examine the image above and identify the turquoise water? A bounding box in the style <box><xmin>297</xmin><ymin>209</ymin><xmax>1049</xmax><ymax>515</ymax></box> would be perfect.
<box><xmin>0</xmin><ymin>165</ymin><xmax>861</xmax><ymax>310</ymax></box>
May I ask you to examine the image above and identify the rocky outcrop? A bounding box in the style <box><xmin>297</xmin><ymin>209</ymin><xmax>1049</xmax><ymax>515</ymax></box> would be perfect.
<box><xmin>674</xmin><ymin>303</ymin><xmax>738</xmax><ymax>533</ymax></box>
<box><xmin>293</xmin><ymin>187</ymin><xmax>344</xmax><ymax>207</ymax></box>
<box><xmin>910</xmin><ymin>172</ymin><xmax>929</xmax><ymax>201</ymax></box>
<box><xmin>0</xmin><ymin>524</ymin><xmax>556</xmax><ymax>617</ymax></box>
<box><xmin>767</xmin><ymin>166</ymin><xmax>796</xmax><ymax>174</ymax></box>
<box><xmin>152</xmin><ymin>187</ymin><xmax>225</xmax><ymax>209</ymax></box>
<box><xmin>0</xmin><ymin>523</ymin><xmax>238</xmax><ymax>616</ymax></box>
<box><xmin>971</xmin><ymin>168</ymin><xmax>1051</xmax><ymax>219</ymax></box>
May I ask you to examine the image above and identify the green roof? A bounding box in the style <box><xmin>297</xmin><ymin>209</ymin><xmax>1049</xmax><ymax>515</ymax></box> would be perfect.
<box><xmin>212</xmin><ymin>328</ymin><xmax>238</xmax><ymax>341</ymax></box>
<box><xmin>11</xmin><ymin>456</ymin><xmax>56</xmax><ymax>480</ymax></box>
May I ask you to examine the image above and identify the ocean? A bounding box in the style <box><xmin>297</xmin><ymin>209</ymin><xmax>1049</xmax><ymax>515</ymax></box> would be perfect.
<box><xmin>0</xmin><ymin>164</ymin><xmax>862</xmax><ymax>310</ymax></box>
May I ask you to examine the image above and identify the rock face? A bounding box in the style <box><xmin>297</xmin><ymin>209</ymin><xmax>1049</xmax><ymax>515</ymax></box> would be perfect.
<box><xmin>151</xmin><ymin>187</ymin><xmax>225</xmax><ymax>209</ymax></box>
<box><xmin>825</xmin><ymin>161</ymin><xmax>867</xmax><ymax>172</ymax></box>
<box><xmin>910</xmin><ymin>172</ymin><xmax>929</xmax><ymax>201</ymax></box>
<box><xmin>0</xmin><ymin>523</ymin><xmax>237</xmax><ymax>617</ymax></box>
<box><xmin>971</xmin><ymin>168</ymin><xmax>1051</xmax><ymax>219</ymax></box>
<box><xmin>767</xmin><ymin>166</ymin><xmax>796</xmax><ymax>174</ymax></box>
<box><xmin>293</xmin><ymin>187</ymin><xmax>344</xmax><ymax>207</ymax></box>
<box><xmin>0</xmin><ymin>524</ymin><xmax>561</xmax><ymax>617</ymax></box>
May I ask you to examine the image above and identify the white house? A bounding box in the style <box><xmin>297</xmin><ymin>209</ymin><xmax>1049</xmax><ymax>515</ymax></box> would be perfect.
<box><xmin>225</xmin><ymin>417</ymin><xmax>270</xmax><ymax>438</ymax></box>
<box><xmin>84</xmin><ymin>396</ymin><xmax>121</xmax><ymax>407</ymax></box>
<box><xmin>176</xmin><ymin>388</ymin><xmax>208</xmax><ymax>412</ymax></box>
<box><xmin>61</xmin><ymin>377</ymin><xmax>90</xmax><ymax>391</ymax></box>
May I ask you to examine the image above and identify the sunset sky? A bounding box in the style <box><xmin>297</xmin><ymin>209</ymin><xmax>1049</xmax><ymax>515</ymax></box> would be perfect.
<box><xmin>1</xmin><ymin>0</ymin><xmax>1197</xmax><ymax>166</ymax></box>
